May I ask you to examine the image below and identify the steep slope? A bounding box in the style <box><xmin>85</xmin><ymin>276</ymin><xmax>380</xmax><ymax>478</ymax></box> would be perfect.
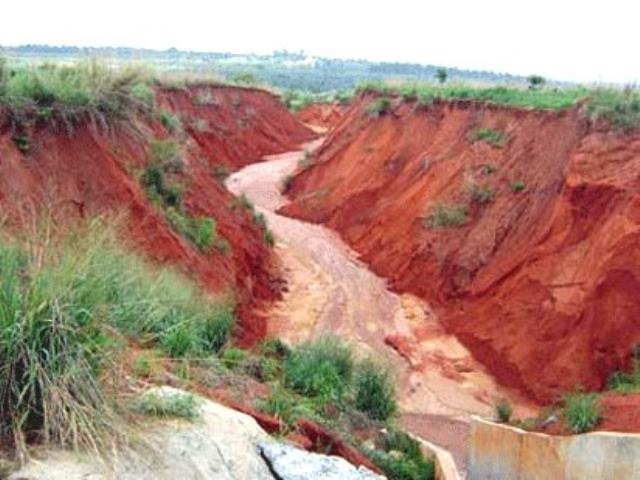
<box><xmin>296</xmin><ymin>103</ymin><xmax>345</xmax><ymax>130</ymax></box>
<box><xmin>0</xmin><ymin>85</ymin><xmax>315</xmax><ymax>344</ymax></box>
<box><xmin>282</xmin><ymin>93</ymin><xmax>640</xmax><ymax>403</ymax></box>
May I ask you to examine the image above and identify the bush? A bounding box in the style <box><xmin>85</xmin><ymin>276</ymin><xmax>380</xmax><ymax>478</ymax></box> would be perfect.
<box><xmin>221</xmin><ymin>347</ymin><xmax>248</xmax><ymax>370</ymax></box>
<box><xmin>512</xmin><ymin>180</ymin><xmax>526</xmax><ymax>193</ymax></box>
<box><xmin>283</xmin><ymin>336</ymin><xmax>354</xmax><ymax>402</ymax></box>
<box><xmin>527</xmin><ymin>75</ymin><xmax>546</xmax><ymax>90</ymax></box>
<box><xmin>436</xmin><ymin>68</ymin><xmax>448</xmax><ymax>84</ymax></box>
<box><xmin>366</xmin><ymin>430</ymin><xmax>435</xmax><ymax>480</ymax></box>
<box><xmin>494</xmin><ymin>399</ymin><xmax>513</xmax><ymax>423</ymax></box>
<box><xmin>563</xmin><ymin>393</ymin><xmax>601</xmax><ymax>433</ymax></box>
<box><xmin>245</xmin><ymin>356</ymin><xmax>279</xmax><ymax>382</ymax></box>
<box><xmin>261</xmin><ymin>337</ymin><xmax>292</xmax><ymax>359</ymax></box>
<box><xmin>426</xmin><ymin>203</ymin><xmax>469</xmax><ymax>228</ymax></box>
<box><xmin>134</xmin><ymin>390</ymin><xmax>200</xmax><ymax>420</ymax></box>
<box><xmin>354</xmin><ymin>360</ymin><xmax>396</xmax><ymax>420</ymax></box>
<box><xmin>470</xmin><ymin>128</ymin><xmax>506</xmax><ymax>147</ymax></box>
<box><xmin>11</xmin><ymin>134</ymin><xmax>30</xmax><ymax>154</ymax></box>
<box><xmin>366</xmin><ymin>97</ymin><xmax>392</xmax><ymax>117</ymax></box>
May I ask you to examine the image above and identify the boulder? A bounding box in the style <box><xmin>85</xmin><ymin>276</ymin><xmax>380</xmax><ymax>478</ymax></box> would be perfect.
<box><xmin>259</xmin><ymin>442</ymin><xmax>385</xmax><ymax>480</ymax></box>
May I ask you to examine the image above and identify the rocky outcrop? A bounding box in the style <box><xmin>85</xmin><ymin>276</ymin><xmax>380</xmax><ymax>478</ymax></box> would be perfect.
<box><xmin>259</xmin><ymin>442</ymin><xmax>383</xmax><ymax>480</ymax></box>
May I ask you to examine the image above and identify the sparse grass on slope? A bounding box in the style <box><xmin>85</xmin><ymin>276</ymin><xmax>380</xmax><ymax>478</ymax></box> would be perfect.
<box><xmin>0</xmin><ymin>218</ymin><xmax>234</xmax><ymax>457</ymax></box>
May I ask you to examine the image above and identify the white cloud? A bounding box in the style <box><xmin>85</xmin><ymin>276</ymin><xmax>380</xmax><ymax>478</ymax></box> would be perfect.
<box><xmin>2</xmin><ymin>0</ymin><xmax>638</xmax><ymax>83</ymax></box>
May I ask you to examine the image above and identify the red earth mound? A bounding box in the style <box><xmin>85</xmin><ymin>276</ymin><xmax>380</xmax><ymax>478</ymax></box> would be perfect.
<box><xmin>0</xmin><ymin>85</ymin><xmax>315</xmax><ymax>345</ymax></box>
<box><xmin>282</xmin><ymin>93</ymin><xmax>640</xmax><ymax>404</ymax></box>
<box><xmin>296</xmin><ymin>103</ymin><xmax>344</xmax><ymax>130</ymax></box>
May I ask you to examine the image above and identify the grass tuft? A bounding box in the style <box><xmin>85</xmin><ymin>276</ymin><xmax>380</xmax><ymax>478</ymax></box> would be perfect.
<box><xmin>426</xmin><ymin>203</ymin><xmax>469</xmax><ymax>228</ymax></box>
<box><xmin>354</xmin><ymin>360</ymin><xmax>396</xmax><ymax>420</ymax></box>
<box><xmin>563</xmin><ymin>392</ymin><xmax>601</xmax><ymax>434</ymax></box>
<box><xmin>134</xmin><ymin>390</ymin><xmax>200</xmax><ymax>421</ymax></box>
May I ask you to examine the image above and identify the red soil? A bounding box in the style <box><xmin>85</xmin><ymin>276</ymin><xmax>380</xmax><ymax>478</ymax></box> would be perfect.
<box><xmin>296</xmin><ymin>103</ymin><xmax>344</xmax><ymax>129</ymax></box>
<box><xmin>282</xmin><ymin>93</ymin><xmax>640</xmax><ymax>405</ymax></box>
<box><xmin>0</xmin><ymin>85</ymin><xmax>315</xmax><ymax>345</ymax></box>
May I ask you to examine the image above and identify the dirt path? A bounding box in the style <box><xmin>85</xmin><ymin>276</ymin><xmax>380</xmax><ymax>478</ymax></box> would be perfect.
<box><xmin>226</xmin><ymin>142</ymin><xmax>533</xmax><ymax>472</ymax></box>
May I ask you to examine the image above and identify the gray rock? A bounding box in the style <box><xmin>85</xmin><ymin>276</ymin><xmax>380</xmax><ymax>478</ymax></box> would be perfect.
<box><xmin>259</xmin><ymin>442</ymin><xmax>385</xmax><ymax>480</ymax></box>
<box><xmin>11</xmin><ymin>387</ymin><xmax>274</xmax><ymax>480</ymax></box>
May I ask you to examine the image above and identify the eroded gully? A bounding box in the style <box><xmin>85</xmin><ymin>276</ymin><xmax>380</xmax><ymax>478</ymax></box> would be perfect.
<box><xmin>226</xmin><ymin>140</ymin><xmax>533</xmax><ymax>471</ymax></box>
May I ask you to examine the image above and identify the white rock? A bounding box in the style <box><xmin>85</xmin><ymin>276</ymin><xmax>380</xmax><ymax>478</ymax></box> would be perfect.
<box><xmin>259</xmin><ymin>442</ymin><xmax>385</xmax><ymax>480</ymax></box>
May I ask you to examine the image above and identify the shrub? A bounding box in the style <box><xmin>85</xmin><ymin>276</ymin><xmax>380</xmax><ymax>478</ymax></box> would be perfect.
<box><xmin>436</xmin><ymin>67</ymin><xmax>448</xmax><ymax>84</ymax></box>
<box><xmin>366</xmin><ymin>97</ymin><xmax>392</xmax><ymax>117</ymax></box>
<box><xmin>354</xmin><ymin>360</ymin><xmax>396</xmax><ymax>420</ymax></box>
<box><xmin>245</xmin><ymin>356</ymin><xmax>280</xmax><ymax>382</ymax></box>
<box><xmin>470</xmin><ymin>184</ymin><xmax>495</xmax><ymax>204</ymax></box>
<box><xmin>366</xmin><ymin>430</ymin><xmax>435</xmax><ymax>480</ymax></box>
<box><xmin>494</xmin><ymin>399</ymin><xmax>513</xmax><ymax>423</ymax></box>
<box><xmin>159</xmin><ymin>110</ymin><xmax>182</xmax><ymax>133</ymax></box>
<box><xmin>221</xmin><ymin>347</ymin><xmax>248</xmax><ymax>370</ymax></box>
<box><xmin>512</xmin><ymin>180</ymin><xmax>526</xmax><ymax>192</ymax></box>
<box><xmin>283</xmin><ymin>336</ymin><xmax>354</xmax><ymax>402</ymax></box>
<box><xmin>134</xmin><ymin>390</ymin><xmax>200</xmax><ymax>420</ymax></box>
<box><xmin>563</xmin><ymin>393</ymin><xmax>601</xmax><ymax>433</ymax></box>
<box><xmin>426</xmin><ymin>203</ymin><xmax>469</xmax><ymax>228</ymax></box>
<box><xmin>470</xmin><ymin>128</ymin><xmax>506</xmax><ymax>147</ymax></box>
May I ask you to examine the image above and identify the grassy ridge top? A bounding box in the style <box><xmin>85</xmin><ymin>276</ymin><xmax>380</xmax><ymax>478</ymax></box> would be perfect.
<box><xmin>358</xmin><ymin>81</ymin><xmax>640</xmax><ymax>130</ymax></box>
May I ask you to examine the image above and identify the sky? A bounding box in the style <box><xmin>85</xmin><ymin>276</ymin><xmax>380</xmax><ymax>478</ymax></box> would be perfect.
<box><xmin>1</xmin><ymin>0</ymin><xmax>638</xmax><ymax>83</ymax></box>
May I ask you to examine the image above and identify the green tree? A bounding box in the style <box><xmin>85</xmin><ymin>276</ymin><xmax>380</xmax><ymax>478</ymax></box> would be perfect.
<box><xmin>436</xmin><ymin>67</ymin><xmax>448</xmax><ymax>84</ymax></box>
<box><xmin>527</xmin><ymin>75</ymin><xmax>546</xmax><ymax>89</ymax></box>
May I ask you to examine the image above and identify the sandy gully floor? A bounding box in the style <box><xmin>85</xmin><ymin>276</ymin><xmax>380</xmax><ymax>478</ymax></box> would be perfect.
<box><xmin>226</xmin><ymin>141</ymin><xmax>535</xmax><ymax>470</ymax></box>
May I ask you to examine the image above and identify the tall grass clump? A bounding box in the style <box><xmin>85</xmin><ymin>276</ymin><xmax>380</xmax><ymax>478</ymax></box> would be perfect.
<box><xmin>425</xmin><ymin>203</ymin><xmax>469</xmax><ymax>228</ymax></box>
<box><xmin>607</xmin><ymin>345</ymin><xmax>640</xmax><ymax>393</ymax></box>
<box><xmin>283</xmin><ymin>336</ymin><xmax>354</xmax><ymax>403</ymax></box>
<box><xmin>0</xmin><ymin>217</ymin><xmax>233</xmax><ymax>457</ymax></box>
<box><xmin>563</xmin><ymin>392</ymin><xmax>601</xmax><ymax>433</ymax></box>
<box><xmin>354</xmin><ymin>360</ymin><xmax>396</xmax><ymax>420</ymax></box>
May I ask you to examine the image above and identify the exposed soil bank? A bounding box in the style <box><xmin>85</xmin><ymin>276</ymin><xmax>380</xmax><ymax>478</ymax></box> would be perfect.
<box><xmin>296</xmin><ymin>103</ymin><xmax>344</xmax><ymax>130</ymax></box>
<box><xmin>282</xmin><ymin>93</ymin><xmax>640</xmax><ymax>404</ymax></box>
<box><xmin>0</xmin><ymin>85</ymin><xmax>315</xmax><ymax>344</ymax></box>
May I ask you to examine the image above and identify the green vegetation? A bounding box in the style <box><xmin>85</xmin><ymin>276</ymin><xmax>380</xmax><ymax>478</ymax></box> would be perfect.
<box><xmin>586</xmin><ymin>88</ymin><xmax>640</xmax><ymax>131</ymax></box>
<box><xmin>221</xmin><ymin>347</ymin><xmax>249</xmax><ymax>370</ymax></box>
<box><xmin>366</xmin><ymin>430</ymin><xmax>435</xmax><ymax>480</ymax></box>
<box><xmin>0</xmin><ymin>218</ymin><xmax>234</xmax><ymax>455</ymax></box>
<box><xmin>283</xmin><ymin>335</ymin><xmax>354</xmax><ymax>403</ymax></box>
<box><xmin>366</xmin><ymin>97</ymin><xmax>392</xmax><ymax>117</ymax></box>
<box><xmin>166</xmin><ymin>209</ymin><xmax>230</xmax><ymax>253</ymax></box>
<box><xmin>607</xmin><ymin>346</ymin><xmax>640</xmax><ymax>393</ymax></box>
<box><xmin>134</xmin><ymin>391</ymin><xmax>200</xmax><ymax>420</ymax></box>
<box><xmin>150</xmin><ymin>138</ymin><xmax>183</xmax><ymax>173</ymax></box>
<box><xmin>0</xmin><ymin>60</ymin><xmax>153</xmax><ymax>118</ymax></box>
<box><xmin>159</xmin><ymin>109</ymin><xmax>183</xmax><ymax>133</ymax></box>
<box><xmin>231</xmin><ymin>194</ymin><xmax>275</xmax><ymax>248</ymax></box>
<box><xmin>11</xmin><ymin>133</ymin><xmax>30</xmax><ymax>153</ymax></box>
<box><xmin>426</xmin><ymin>203</ymin><xmax>470</xmax><ymax>228</ymax></box>
<box><xmin>134</xmin><ymin>352</ymin><xmax>159</xmax><ymax>378</ymax></box>
<box><xmin>470</xmin><ymin>127</ymin><xmax>506</xmax><ymax>147</ymax></box>
<box><xmin>494</xmin><ymin>399</ymin><xmax>513</xmax><ymax>423</ymax></box>
<box><xmin>212</xmin><ymin>164</ymin><xmax>230</xmax><ymax>182</ymax></box>
<box><xmin>245</xmin><ymin>356</ymin><xmax>279</xmax><ymax>382</ymax></box>
<box><xmin>359</xmin><ymin>81</ymin><xmax>588</xmax><ymax>110</ymax></box>
<box><xmin>563</xmin><ymin>392</ymin><xmax>601</xmax><ymax>433</ymax></box>
<box><xmin>512</xmin><ymin>180</ymin><xmax>526</xmax><ymax>193</ymax></box>
<box><xmin>282</xmin><ymin>89</ymin><xmax>354</xmax><ymax>111</ymax></box>
<box><xmin>354</xmin><ymin>360</ymin><xmax>396</xmax><ymax>421</ymax></box>
<box><xmin>527</xmin><ymin>75</ymin><xmax>546</xmax><ymax>90</ymax></box>
<box><xmin>470</xmin><ymin>184</ymin><xmax>495</xmax><ymax>204</ymax></box>
<box><xmin>436</xmin><ymin>67</ymin><xmax>448</xmax><ymax>84</ymax></box>
<box><xmin>231</xmin><ymin>71</ymin><xmax>260</xmax><ymax>85</ymax></box>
